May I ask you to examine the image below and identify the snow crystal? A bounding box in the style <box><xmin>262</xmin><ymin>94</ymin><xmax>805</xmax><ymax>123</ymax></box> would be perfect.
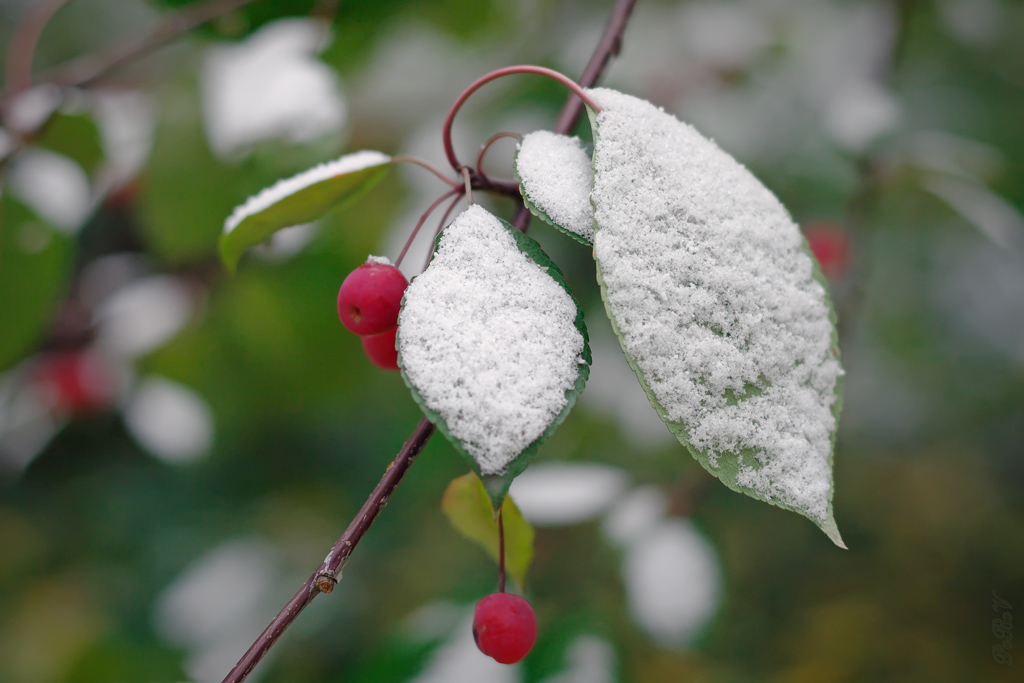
<box><xmin>365</xmin><ymin>254</ymin><xmax>392</xmax><ymax>265</ymax></box>
<box><xmin>223</xmin><ymin>150</ymin><xmax>390</xmax><ymax>234</ymax></box>
<box><xmin>515</xmin><ymin>131</ymin><xmax>594</xmax><ymax>242</ymax></box>
<box><xmin>398</xmin><ymin>205</ymin><xmax>584</xmax><ymax>475</ymax></box>
<box><xmin>587</xmin><ymin>88</ymin><xmax>842</xmax><ymax>523</ymax></box>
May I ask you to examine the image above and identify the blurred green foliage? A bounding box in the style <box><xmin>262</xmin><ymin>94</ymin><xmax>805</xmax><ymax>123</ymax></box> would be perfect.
<box><xmin>1</xmin><ymin>1</ymin><xmax>1022</xmax><ymax>682</ymax></box>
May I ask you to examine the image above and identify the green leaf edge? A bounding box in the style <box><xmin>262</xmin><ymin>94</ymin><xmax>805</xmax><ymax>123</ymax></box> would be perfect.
<box><xmin>398</xmin><ymin>214</ymin><xmax>592</xmax><ymax>510</ymax></box>
<box><xmin>513</xmin><ymin>142</ymin><xmax>594</xmax><ymax>247</ymax></box>
<box><xmin>219</xmin><ymin>159</ymin><xmax>392</xmax><ymax>272</ymax></box>
<box><xmin>586</xmin><ymin>105</ymin><xmax>845</xmax><ymax>548</ymax></box>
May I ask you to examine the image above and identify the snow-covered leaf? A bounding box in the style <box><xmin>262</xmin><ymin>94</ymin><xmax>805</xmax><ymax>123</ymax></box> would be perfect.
<box><xmin>219</xmin><ymin>150</ymin><xmax>391</xmax><ymax>271</ymax></box>
<box><xmin>586</xmin><ymin>88</ymin><xmax>845</xmax><ymax>547</ymax></box>
<box><xmin>514</xmin><ymin>131</ymin><xmax>594</xmax><ymax>245</ymax></box>
<box><xmin>398</xmin><ymin>205</ymin><xmax>590</xmax><ymax>508</ymax></box>
<box><xmin>441</xmin><ymin>473</ymin><xmax>534</xmax><ymax>588</ymax></box>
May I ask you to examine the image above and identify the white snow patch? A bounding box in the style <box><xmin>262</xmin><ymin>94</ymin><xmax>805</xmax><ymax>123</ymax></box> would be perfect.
<box><xmin>602</xmin><ymin>486</ymin><xmax>668</xmax><ymax>547</ymax></box>
<box><xmin>407</xmin><ymin>611</ymin><xmax>519</xmax><ymax>683</ymax></box>
<box><xmin>823</xmin><ymin>79</ymin><xmax>900</xmax><ymax>152</ymax></box>
<box><xmin>516</xmin><ymin>131</ymin><xmax>594</xmax><ymax>242</ymax></box>
<box><xmin>622</xmin><ymin>519</ymin><xmax>721</xmax><ymax>647</ymax></box>
<box><xmin>125</xmin><ymin>377</ymin><xmax>213</xmax><ymax>463</ymax></box>
<box><xmin>508</xmin><ymin>462</ymin><xmax>628</xmax><ymax>525</ymax></box>
<box><xmin>223</xmin><ymin>150</ymin><xmax>390</xmax><ymax>234</ymax></box>
<box><xmin>201</xmin><ymin>18</ymin><xmax>346</xmax><ymax>158</ymax></box>
<box><xmin>92</xmin><ymin>89</ymin><xmax>158</xmax><ymax>188</ymax></box>
<box><xmin>539</xmin><ymin>635</ymin><xmax>616</xmax><ymax>683</ymax></box>
<box><xmin>7</xmin><ymin>149</ymin><xmax>92</xmax><ymax>232</ymax></box>
<box><xmin>398</xmin><ymin>205</ymin><xmax>585</xmax><ymax>475</ymax></box>
<box><xmin>154</xmin><ymin>538</ymin><xmax>282</xmax><ymax>683</ymax></box>
<box><xmin>4</xmin><ymin>84</ymin><xmax>62</xmax><ymax>134</ymax></box>
<box><xmin>587</xmin><ymin>88</ymin><xmax>842</xmax><ymax>524</ymax></box>
<box><xmin>95</xmin><ymin>275</ymin><xmax>192</xmax><ymax>358</ymax></box>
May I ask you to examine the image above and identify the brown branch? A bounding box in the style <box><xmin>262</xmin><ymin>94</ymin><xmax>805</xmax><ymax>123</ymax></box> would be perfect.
<box><xmin>553</xmin><ymin>0</ymin><xmax>638</xmax><ymax>135</ymax></box>
<box><xmin>1</xmin><ymin>0</ymin><xmax>264</xmax><ymax>107</ymax></box>
<box><xmin>220</xmin><ymin>1</ymin><xmax>641</xmax><ymax>679</ymax></box>
<box><xmin>221</xmin><ymin>418</ymin><xmax>436</xmax><ymax>683</ymax></box>
<box><xmin>4</xmin><ymin>0</ymin><xmax>70</xmax><ymax>95</ymax></box>
<box><xmin>513</xmin><ymin>0</ymin><xmax>638</xmax><ymax>232</ymax></box>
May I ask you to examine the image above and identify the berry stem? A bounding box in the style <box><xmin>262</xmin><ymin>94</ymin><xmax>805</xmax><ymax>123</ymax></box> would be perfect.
<box><xmin>395</xmin><ymin>187</ymin><xmax>462</xmax><ymax>268</ymax></box>
<box><xmin>221</xmin><ymin>2</ymin><xmax>639</xmax><ymax>679</ymax></box>
<box><xmin>423</xmin><ymin>189</ymin><xmax>464</xmax><ymax>272</ymax></box>
<box><xmin>442</xmin><ymin>66</ymin><xmax>602</xmax><ymax>172</ymax></box>
<box><xmin>498</xmin><ymin>507</ymin><xmax>506</xmax><ymax>593</ymax></box>
<box><xmin>461</xmin><ymin>167</ymin><xmax>473</xmax><ymax>205</ymax></box>
<box><xmin>391</xmin><ymin>155</ymin><xmax>460</xmax><ymax>189</ymax></box>
<box><xmin>476</xmin><ymin>132</ymin><xmax>523</xmax><ymax>185</ymax></box>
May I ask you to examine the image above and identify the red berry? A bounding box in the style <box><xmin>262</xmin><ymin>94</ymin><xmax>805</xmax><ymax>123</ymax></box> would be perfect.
<box><xmin>361</xmin><ymin>326</ymin><xmax>399</xmax><ymax>371</ymax></box>
<box><xmin>30</xmin><ymin>350</ymin><xmax>117</xmax><ymax>415</ymax></box>
<box><xmin>472</xmin><ymin>593</ymin><xmax>537</xmax><ymax>665</ymax></box>
<box><xmin>337</xmin><ymin>260</ymin><xmax>408</xmax><ymax>336</ymax></box>
<box><xmin>804</xmin><ymin>222</ymin><xmax>852</xmax><ymax>280</ymax></box>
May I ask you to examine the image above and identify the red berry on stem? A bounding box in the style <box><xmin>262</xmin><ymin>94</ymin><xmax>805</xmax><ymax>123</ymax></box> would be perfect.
<box><xmin>361</xmin><ymin>326</ymin><xmax>399</xmax><ymax>371</ymax></box>
<box><xmin>337</xmin><ymin>260</ymin><xmax>408</xmax><ymax>336</ymax></box>
<box><xmin>472</xmin><ymin>593</ymin><xmax>537</xmax><ymax>665</ymax></box>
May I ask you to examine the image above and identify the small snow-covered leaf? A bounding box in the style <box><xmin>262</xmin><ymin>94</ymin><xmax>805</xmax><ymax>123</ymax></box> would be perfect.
<box><xmin>398</xmin><ymin>205</ymin><xmax>590</xmax><ymax>508</ymax></box>
<box><xmin>514</xmin><ymin>131</ymin><xmax>594</xmax><ymax>245</ymax></box>
<box><xmin>219</xmin><ymin>150</ymin><xmax>391</xmax><ymax>271</ymax></box>
<box><xmin>586</xmin><ymin>88</ymin><xmax>845</xmax><ymax>547</ymax></box>
<box><xmin>441</xmin><ymin>473</ymin><xmax>534</xmax><ymax>588</ymax></box>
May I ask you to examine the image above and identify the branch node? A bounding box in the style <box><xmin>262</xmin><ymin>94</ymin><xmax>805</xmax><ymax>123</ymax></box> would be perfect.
<box><xmin>314</xmin><ymin>574</ymin><xmax>337</xmax><ymax>594</ymax></box>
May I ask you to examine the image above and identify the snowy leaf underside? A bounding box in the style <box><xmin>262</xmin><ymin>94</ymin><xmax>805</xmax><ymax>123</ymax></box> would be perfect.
<box><xmin>514</xmin><ymin>131</ymin><xmax>594</xmax><ymax>245</ymax></box>
<box><xmin>220</xmin><ymin>150</ymin><xmax>391</xmax><ymax>271</ymax></box>
<box><xmin>398</xmin><ymin>205</ymin><xmax>591</xmax><ymax>508</ymax></box>
<box><xmin>586</xmin><ymin>88</ymin><xmax>845</xmax><ymax>547</ymax></box>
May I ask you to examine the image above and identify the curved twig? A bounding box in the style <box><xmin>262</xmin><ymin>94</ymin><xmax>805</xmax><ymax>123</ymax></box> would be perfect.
<box><xmin>441</xmin><ymin>65</ymin><xmax>601</xmax><ymax>172</ymax></box>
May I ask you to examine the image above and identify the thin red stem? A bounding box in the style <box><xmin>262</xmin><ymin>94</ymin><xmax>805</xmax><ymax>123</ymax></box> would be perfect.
<box><xmin>422</xmin><ymin>190</ymin><xmax>463</xmax><ymax>272</ymax></box>
<box><xmin>221</xmin><ymin>2</ymin><xmax>638</xmax><ymax>680</ymax></box>
<box><xmin>391</xmin><ymin>155</ymin><xmax>460</xmax><ymax>189</ymax></box>
<box><xmin>497</xmin><ymin>507</ymin><xmax>506</xmax><ymax>593</ymax></box>
<box><xmin>395</xmin><ymin>187</ymin><xmax>462</xmax><ymax>268</ymax></box>
<box><xmin>461</xmin><ymin>167</ymin><xmax>473</xmax><ymax>205</ymax></box>
<box><xmin>476</xmin><ymin>132</ymin><xmax>523</xmax><ymax>184</ymax></box>
<box><xmin>442</xmin><ymin>66</ymin><xmax>601</xmax><ymax>172</ymax></box>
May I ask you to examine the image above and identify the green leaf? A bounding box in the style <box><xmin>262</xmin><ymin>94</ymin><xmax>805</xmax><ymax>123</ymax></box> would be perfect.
<box><xmin>139</xmin><ymin>86</ymin><xmax>245</xmax><ymax>264</ymax></box>
<box><xmin>441</xmin><ymin>472</ymin><xmax>534</xmax><ymax>589</ymax></box>
<box><xmin>398</xmin><ymin>205</ymin><xmax>591</xmax><ymax>509</ymax></box>
<box><xmin>219</xmin><ymin>151</ymin><xmax>392</xmax><ymax>271</ymax></box>
<box><xmin>514</xmin><ymin>130</ymin><xmax>594</xmax><ymax>246</ymax></box>
<box><xmin>35</xmin><ymin>112</ymin><xmax>105</xmax><ymax>179</ymax></box>
<box><xmin>0</xmin><ymin>195</ymin><xmax>73</xmax><ymax>371</ymax></box>
<box><xmin>586</xmin><ymin>89</ymin><xmax>845</xmax><ymax>547</ymax></box>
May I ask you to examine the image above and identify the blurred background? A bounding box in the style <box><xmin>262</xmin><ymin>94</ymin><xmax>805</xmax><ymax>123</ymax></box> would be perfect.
<box><xmin>1</xmin><ymin>0</ymin><xmax>1022</xmax><ymax>681</ymax></box>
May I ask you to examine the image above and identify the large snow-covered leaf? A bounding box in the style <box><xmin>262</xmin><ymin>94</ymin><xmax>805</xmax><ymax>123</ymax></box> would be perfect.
<box><xmin>514</xmin><ymin>131</ymin><xmax>594</xmax><ymax>245</ymax></box>
<box><xmin>398</xmin><ymin>204</ymin><xmax>591</xmax><ymax>508</ymax></box>
<box><xmin>585</xmin><ymin>88</ymin><xmax>845</xmax><ymax>547</ymax></box>
<box><xmin>219</xmin><ymin>150</ymin><xmax>391</xmax><ymax>271</ymax></box>
<box><xmin>441</xmin><ymin>473</ymin><xmax>534</xmax><ymax>588</ymax></box>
